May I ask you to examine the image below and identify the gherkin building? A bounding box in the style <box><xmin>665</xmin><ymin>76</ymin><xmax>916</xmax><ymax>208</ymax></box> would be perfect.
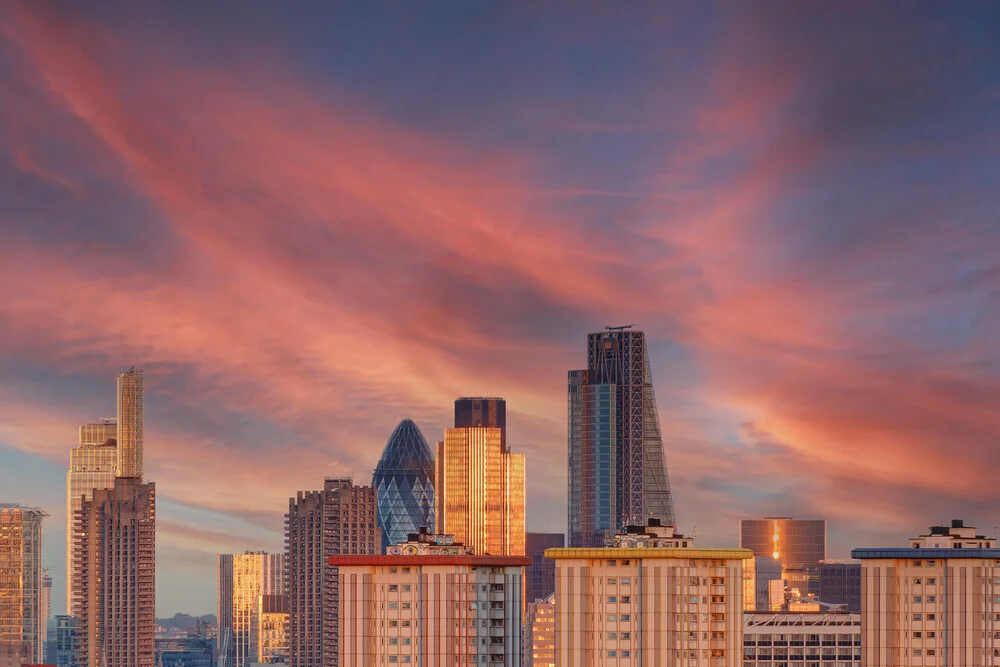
<box><xmin>373</xmin><ymin>419</ymin><xmax>435</xmax><ymax>549</ymax></box>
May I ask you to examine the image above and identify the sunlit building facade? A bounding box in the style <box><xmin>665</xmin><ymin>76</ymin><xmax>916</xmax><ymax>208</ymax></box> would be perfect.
<box><xmin>435</xmin><ymin>426</ymin><xmax>525</xmax><ymax>556</ymax></box>
<box><xmin>525</xmin><ymin>594</ymin><xmax>555</xmax><ymax>667</ymax></box>
<box><xmin>286</xmin><ymin>478</ymin><xmax>381</xmax><ymax>667</ymax></box>
<box><xmin>567</xmin><ymin>327</ymin><xmax>676</xmax><ymax>547</ymax></box>
<box><xmin>741</xmin><ymin>518</ymin><xmax>826</xmax><ymax>597</ymax></box>
<box><xmin>373</xmin><ymin>419</ymin><xmax>435</xmax><ymax>549</ymax></box>
<box><xmin>330</xmin><ymin>550</ymin><xmax>528</xmax><ymax>667</ymax></box>
<box><xmin>218</xmin><ymin>552</ymin><xmax>285</xmax><ymax>667</ymax></box>
<box><xmin>252</xmin><ymin>594</ymin><xmax>288</xmax><ymax>665</ymax></box>
<box><xmin>548</xmin><ymin>545</ymin><xmax>752</xmax><ymax>667</ymax></box>
<box><xmin>0</xmin><ymin>504</ymin><xmax>47</xmax><ymax>664</ymax></box>
<box><xmin>853</xmin><ymin>519</ymin><xmax>1000</xmax><ymax>666</ymax></box>
<box><xmin>73</xmin><ymin>477</ymin><xmax>155</xmax><ymax>667</ymax></box>
<box><xmin>116</xmin><ymin>368</ymin><xmax>144</xmax><ymax>479</ymax></box>
<box><xmin>66</xmin><ymin>423</ymin><xmax>118</xmax><ymax>613</ymax></box>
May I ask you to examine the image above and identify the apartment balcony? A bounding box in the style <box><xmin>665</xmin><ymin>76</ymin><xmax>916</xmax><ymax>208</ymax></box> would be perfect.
<box><xmin>489</xmin><ymin>610</ymin><xmax>506</xmax><ymax>620</ymax></box>
<box><xmin>489</xmin><ymin>592</ymin><xmax>505</xmax><ymax>602</ymax></box>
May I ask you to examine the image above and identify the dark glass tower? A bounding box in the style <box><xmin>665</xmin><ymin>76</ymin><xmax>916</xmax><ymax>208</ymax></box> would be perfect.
<box><xmin>568</xmin><ymin>327</ymin><xmax>675</xmax><ymax>547</ymax></box>
<box><xmin>372</xmin><ymin>419</ymin><xmax>436</xmax><ymax>549</ymax></box>
<box><xmin>454</xmin><ymin>397</ymin><xmax>506</xmax><ymax>450</ymax></box>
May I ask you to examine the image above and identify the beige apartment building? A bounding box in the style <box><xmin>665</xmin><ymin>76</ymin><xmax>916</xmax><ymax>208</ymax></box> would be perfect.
<box><xmin>547</xmin><ymin>545</ymin><xmax>752</xmax><ymax>667</ymax></box>
<box><xmin>329</xmin><ymin>548</ymin><xmax>528</xmax><ymax>667</ymax></box>
<box><xmin>853</xmin><ymin>519</ymin><xmax>1000</xmax><ymax>666</ymax></box>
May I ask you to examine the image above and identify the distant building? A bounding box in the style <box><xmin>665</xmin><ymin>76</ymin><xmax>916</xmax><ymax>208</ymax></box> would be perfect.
<box><xmin>116</xmin><ymin>368</ymin><xmax>145</xmax><ymax>479</ymax></box>
<box><xmin>49</xmin><ymin>616</ymin><xmax>74</xmax><ymax>667</ymax></box>
<box><xmin>329</xmin><ymin>542</ymin><xmax>528</xmax><ymax>667</ymax></box>
<box><xmin>567</xmin><ymin>328</ymin><xmax>676</xmax><ymax>547</ymax></box>
<box><xmin>853</xmin><ymin>519</ymin><xmax>1000</xmax><ymax>665</ymax></box>
<box><xmin>750</xmin><ymin>555</ymin><xmax>784</xmax><ymax>611</ymax></box>
<box><xmin>286</xmin><ymin>478</ymin><xmax>380</xmax><ymax>667</ymax></box>
<box><xmin>0</xmin><ymin>505</ymin><xmax>48</xmax><ymax>664</ymax></box>
<box><xmin>156</xmin><ymin>633</ymin><xmax>214</xmax><ymax>667</ymax></box>
<box><xmin>372</xmin><ymin>419</ymin><xmax>435</xmax><ymax>549</ymax></box>
<box><xmin>740</xmin><ymin>517</ymin><xmax>826</xmax><ymax>596</ymax></box>
<box><xmin>524</xmin><ymin>594</ymin><xmax>555</xmax><ymax>667</ymax></box>
<box><xmin>605</xmin><ymin>519</ymin><xmax>693</xmax><ymax>548</ymax></box>
<box><xmin>66</xmin><ymin>419</ymin><xmax>117</xmax><ymax>611</ymax></box>
<box><xmin>548</xmin><ymin>544</ymin><xmax>752</xmax><ymax>666</ymax></box>
<box><xmin>525</xmin><ymin>533</ymin><xmax>564</xmax><ymax>603</ymax></box>
<box><xmin>74</xmin><ymin>477</ymin><xmax>155</xmax><ymax>667</ymax></box>
<box><xmin>818</xmin><ymin>561</ymin><xmax>861</xmax><ymax>611</ymax></box>
<box><xmin>217</xmin><ymin>552</ymin><xmax>284</xmax><ymax>667</ymax></box>
<box><xmin>742</xmin><ymin>612</ymin><xmax>861</xmax><ymax>665</ymax></box>
<box><xmin>453</xmin><ymin>397</ymin><xmax>507</xmax><ymax>450</ymax></box>
<box><xmin>39</xmin><ymin>571</ymin><xmax>50</xmax><ymax>651</ymax></box>
<box><xmin>435</xmin><ymin>427</ymin><xmax>525</xmax><ymax>556</ymax></box>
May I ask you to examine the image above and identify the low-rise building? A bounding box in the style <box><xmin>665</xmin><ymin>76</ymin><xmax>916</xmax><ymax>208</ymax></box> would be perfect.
<box><xmin>742</xmin><ymin>612</ymin><xmax>861</xmax><ymax>665</ymax></box>
<box><xmin>524</xmin><ymin>594</ymin><xmax>554</xmax><ymax>667</ymax></box>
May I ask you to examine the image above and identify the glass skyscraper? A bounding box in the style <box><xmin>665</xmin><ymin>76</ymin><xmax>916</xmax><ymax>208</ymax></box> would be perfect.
<box><xmin>0</xmin><ymin>504</ymin><xmax>47</xmax><ymax>664</ymax></box>
<box><xmin>454</xmin><ymin>397</ymin><xmax>506</xmax><ymax>450</ymax></box>
<box><xmin>372</xmin><ymin>419</ymin><xmax>435</xmax><ymax>549</ymax></box>
<box><xmin>117</xmin><ymin>368</ymin><xmax>144</xmax><ymax>479</ymax></box>
<box><xmin>567</xmin><ymin>327</ymin><xmax>675</xmax><ymax>547</ymax></box>
<box><xmin>217</xmin><ymin>552</ymin><xmax>284</xmax><ymax>667</ymax></box>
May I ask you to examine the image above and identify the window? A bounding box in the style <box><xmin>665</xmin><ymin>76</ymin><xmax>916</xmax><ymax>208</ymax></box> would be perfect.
<box><xmin>927</xmin><ymin>560</ymin><xmax>936</xmax><ymax>566</ymax></box>
<box><xmin>914</xmin><ymin>561</ymin><xmax>922</xmax><ymax>567</ymax></box>
<box><xmin>927</xmin><ymin>632</ymin><xmax>935</xmax><ymax>638</ymax></box>
<box><xmin>913</xmin><ymin>632</ymin><xmax>922</xmax><ymax>638</ymax></box>
<box><xmin>913</xmin><ymin>613</ymin><xmax>922</xmax><ymax>621</ymax></box>
<box><xmin>403</xmin><ymin>584</ymin><xmax>411</xmax><ymax>591</ymax></box>
<box><xmin>607</xmin><ymin>651</ymin><xmax>617</xmax><ymax>658</ymax></box>
<box><xmin>389</xmin><ymin>638</ymin><xmax>399</xmax><ymax>645</ymax></box>
<box><xmin>621</xmin><ymin>614</ymin><xmax>631</xmax><ymax>622</ymax></box>
<box><xmin>607</xmin><ymin>578</ymin><xmax>617</xmax><ymax>584</ymax></box>
<box><xmin>608</xmin><ymin>632</ymin><xmax>618</xmax><ymax>639</ymax></box>
<box><xmin>608</xmin><ymin>560</ymin><xmax>617</xmax><ymax>567</ymax></box>
<box><xmin>389</xmin><ymin>602</ymin><xmax>398</xmax><ymax>609</ymax></box>
<box><xmin>913</xmin><ymin>649</ymin><xmax>922</xmax><ymax>656</ymax></box>
<box><xmin>622</xmin><ymin>560</ymin><xmax>631</xmax><ymax>565</ymax></box>
<box><xmin>913</xmin><ymin>578</ymin><xmax>922</xmax><ymax>584</ymax></box>
<box><xmin>621</xmin><ymin>596</ymin><xmax>631</xmax><ymax>604</ymax></box>
<box><xmin>389</xmin><ymin>657</ymin><xmax>398</xmax><ymax>663</ymax></box>
<box><xmin>608</xmin><ymin>615</ymin><xmax>617</xmax><ymax>622</ymax></box>
<box><xmin>622</xmin><ymin>633</ymin><xmax>631</xmax><ymax>640</ymax></box>
<box><xmin>620</xmin><ymin>578</ymin><xmax>631</xmax><ymax>585</ymax></box>
<box><xmin>389</xmin><ymin>585</ymin><xmax>399</xmax><ymax>592</ymax></box>
<box><xmin>402</xmin><ymin>602</ymin><xmax>411</xmax><ymax>609</ymax></box>
<box><xmin>621</xmin><ymin>651</ymin><xmax>631</xmax><ymax>658</ymax></box>
<box><xmin>913</xmin><ymin>595</ymin><xmax>922</xmax><ymax>603</ymax></box>
<box><xmin>927</xmin><ymin>614</ymin><xmax>936</xmax><ymax>620</ymax></box>
<box><xmin>390</xmin><ymin>568</ymin><xmax>398</xmax><ymax>574</ymax></box>
<box><xmin>402</xmin><ymin>567</ymin><xmax>411</xmax><ymax>574</ymax></box>
<box><xmin>927</xmin><ymin>578</ymin><xmax>936</xmax><ymax>585</ymax></box>
<box><xmin>927</xmin><ymin>650</ymin><xmax>936</xmax><ymax>656</ymax></box>
<box><xmin>927</xmin><ymin>595</ymin><xmax>936</xmax><ymax>603</ymax></box>
<box><xmin>608</xmin><ymin>596</ymin><xmax>617</xmax><ymax>603</ymax></box>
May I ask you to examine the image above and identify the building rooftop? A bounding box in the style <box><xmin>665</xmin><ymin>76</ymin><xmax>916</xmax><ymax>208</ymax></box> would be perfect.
<box><xmin>329</xmin><ymin>554</ymin><xmax>531</xmax><ymax>567</ymax></box>
<box><xmin>852</xmin><ymin>548</ymin><xmax>1000</xmax><ymax>560</ymax></box>
<box><xmin>544</xmin><ymin>547</ymin><xmax>753</xmax><ymax>560</ymax></box>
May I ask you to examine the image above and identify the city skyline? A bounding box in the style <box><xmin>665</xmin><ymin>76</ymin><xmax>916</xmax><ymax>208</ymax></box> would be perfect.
<box><xmin>0</xmin><ymin>2</ymin><xmax>998</xmax><ymax>618</ymax></box>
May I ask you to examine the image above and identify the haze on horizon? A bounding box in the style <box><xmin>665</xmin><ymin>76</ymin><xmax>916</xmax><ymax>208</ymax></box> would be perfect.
<box><xmin>0</xmin><ymin>1</ymin><xmax>997</xmax><ymax>615</ymax></box>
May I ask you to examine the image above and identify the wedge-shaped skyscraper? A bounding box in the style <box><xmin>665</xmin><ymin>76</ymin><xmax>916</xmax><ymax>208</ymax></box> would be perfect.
<box><xmin>373</xmin><ymin>419</ymin><xmax>435</xmax><ymax>549</ymax></box>
<box><xmin>568</xmin><ymin>327</ymin><xmax>675</xmax><ymax>547</ymax></box>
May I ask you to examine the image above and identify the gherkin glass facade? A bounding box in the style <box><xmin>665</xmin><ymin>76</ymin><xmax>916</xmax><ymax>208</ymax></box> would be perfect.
<box><xmin>373</xmin><ymin>419</ymin><xmax>435</xmax><ymax>549</ymax></box>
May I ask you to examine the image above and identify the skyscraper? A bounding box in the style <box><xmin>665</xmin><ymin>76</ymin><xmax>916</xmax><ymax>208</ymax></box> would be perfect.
<box><xmin>66</xmin><ymin>419</ymin><xmax>118</xmax><ymax>613</ymax></box>
<box><xmin>740</xmin><ymin>517</ymin><xmax>826</xmax><ymax>596</ymax></box>
<box><xmin>74</xmin><ymin>476</ymin><xmax>156</xmax><ymax>667</ymax></box>
<box><xmin>0</xmin><ymin>504</ymin><xmax>47</xmax><ymax>664</ymax></box>
<box><xmin>117</xmin><ymin>368</ymin><xmax>144</xmax><ymax>479</ymax></box>
<box><xmin>435</xmin><ymin>427</ymin><xmax>525</xmax><ymax>556</ymax></box>
<box><xmin>218</xmin><ymin>552</ymin><xmax>285</xmax><ymax>667</ymax></box>
<box><xmin>567</xmin><ymin>327</ymin><xmax>675</xmax><ymax>547</ymax></box>
<box><xmin>372</xmin><ymin>419</ymin><xmax>435</xmax><ymax>549</ymax></box>
<box><xmin>454</xmin><ymin>397</ymin><xmax>507</xmax><ymax>450</ymax></box>
<box><xmin>525</xmin><ymin>532</ymin><xmax>564</xmax><ymax>603</ymax></box>
<box><xmin>285</xmin><ymin>478</ymin><xmax>380</xmax><ymax>667</ymax></box>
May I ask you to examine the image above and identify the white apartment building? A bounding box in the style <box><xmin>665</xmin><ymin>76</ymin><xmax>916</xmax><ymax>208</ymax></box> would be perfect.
<box><xmin>330</xmin><ymin>550</ymin><xmax>528</xmax><ymax>667</ymax></box>
<box><xmin>853</xmin><ymin>519</ymin><xmax>1000</xmax><ymax>666</ymax></box>
<box><xmin>547</xmin><ymin>546</ymin><xmax>752</xmax><ymax>667</ymax></box>
<box><xmin>742</xmin><ymin>612</ymin><xmax>861</xmax><ymax>666</ymax></box>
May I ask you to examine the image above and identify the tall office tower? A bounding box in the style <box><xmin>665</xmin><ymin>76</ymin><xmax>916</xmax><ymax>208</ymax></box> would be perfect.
<box><xmin>117</xmin><ymin>368</ymin><xmax>144</xmax><ymax>479</ymax></box>
<box><xmin>567</xmin><ymin>327</ymin><xmax>675</xmax><ymax>548</ymax></box>
<box><xmin>740</xmin><ymin>517</ymin><xmax>826</xmax><ymax>596</ymax></box>
<box><xmin>74</xmin><ymin>477</ymin><xmax>155</xmax><ymax>667</ymax></box>
<box><xmin>51</xmin><ymin>616</ymin><xmax>76</xmax><ymax>667</ymax></box>
<box><xmin>218</xmin><ymin>552</ymin><xmax>285</xmax><ymax>667</ymax></box>
<box><xmin>548</xmin><ymin>542</ymin><xmax>752</xmax><ymax>667</ymax></box>
<box><xmin>252</xmin><ymin>595</ymin><xmax>288</xmax><ymax>665</ymax></box>
<box><xmin>67</xmin><ymin>420</ymin><xmax>118</xmax><ymax>612</ymax></box>
<box><xmin>0</xmin><ymin>505</ymin><xmax>47</xmax><ymax>664</ymax></box>
<box><xmin>853</xmin><ymin>519</ymin><xmax>1000</xmax><ymax>665</ymax></box>
<box><xmin>372</xmin><ymin>419</ymin><xmax>435</xmax><ymax>549</ymax></box>
<box><xmin>330</xmin><ymin>537</ymin><xmax>528</xmax><ymax>667</ymax></box>
<box><xmin>435</xmin><ymin>427</ymin><xmax>525</xmax><ymax>556</ymax></box>
<box><xmin>454</xmin><ymin>397</ymin><xmax>507</xmax><ymax>450</ymax></box>
<box><xmin>525</xmin><ymin>532</ymin><xmax>564</xmax><ymax>602</ymax></box>
<box><xmin>285</xmin><ymin>478</ymin><xmax>380</xmax><ymax>667</ymax></box>
<box><xmin>525</xmin><ymin>594</ymin><xmax>555</xmax><ymax>667</ymax></box>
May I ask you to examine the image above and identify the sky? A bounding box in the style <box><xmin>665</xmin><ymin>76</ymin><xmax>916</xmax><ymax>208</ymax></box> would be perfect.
<box><xmin>0</xmin><ymin>2</ymin><xmax>997</xmax><ymax>616</ymax></box>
